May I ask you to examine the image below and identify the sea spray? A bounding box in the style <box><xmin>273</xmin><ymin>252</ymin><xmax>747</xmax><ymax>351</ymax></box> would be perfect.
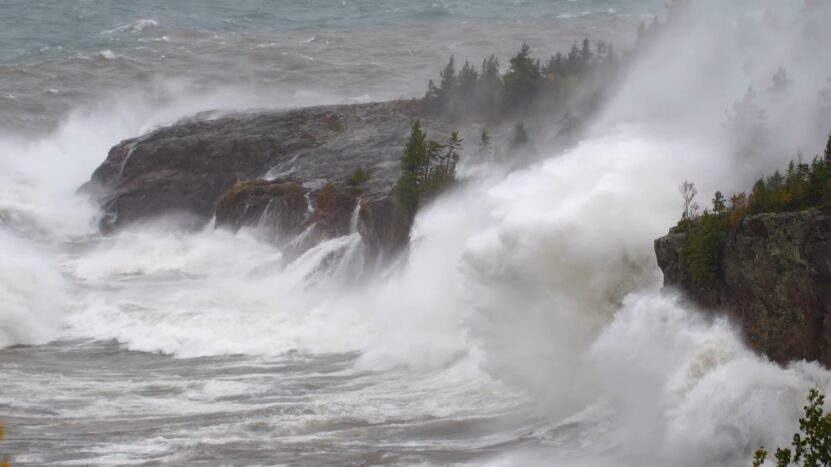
<box><xmin>0</xmin><ymin>231</ymin><xmax>67</xmax><ymax>347</ymax></box>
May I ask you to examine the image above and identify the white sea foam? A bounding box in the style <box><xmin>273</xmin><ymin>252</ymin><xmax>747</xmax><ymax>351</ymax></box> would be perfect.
<box><xmin>101</xmin><ymin>19</ymin><xmax>159</xmax><ymax>35</ymax></box>
<box><xmin>1</xmin><ymin>1</ymin><xmax>831</xmax><ymax>464</ymax></box>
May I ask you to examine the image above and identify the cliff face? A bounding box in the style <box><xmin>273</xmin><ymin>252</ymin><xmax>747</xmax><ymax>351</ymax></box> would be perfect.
<box><xmin>82</xmin><ymin>100</ymin><xmax>445</xmax><ymax>258</ymax></box>
<box><xmin>655</xmin><ymin>210</ymin><xmax>831</xmax><ymax>367</ymax></box>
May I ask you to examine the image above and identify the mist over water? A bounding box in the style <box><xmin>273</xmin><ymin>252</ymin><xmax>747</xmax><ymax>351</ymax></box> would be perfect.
<box><xmin>2</xmin><ymin>0</ymin><xmax>831</xmax><ymax>465</ymax></box>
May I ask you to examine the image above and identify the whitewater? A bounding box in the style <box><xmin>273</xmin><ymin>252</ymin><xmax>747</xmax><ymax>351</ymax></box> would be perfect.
<box><xmin>2</xmin><ymin>1</ymin><xmax>831</xmax><ymax>466</ymax></box>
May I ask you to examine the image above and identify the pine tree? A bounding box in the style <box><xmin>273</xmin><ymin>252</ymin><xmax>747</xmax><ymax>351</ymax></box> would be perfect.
<box><xmin>712</xmin><ymin>191</ymin><xmax>726</xmax><ymax>213</ymax></box>
<box><xmin>395</xmin><ymin>120</ymin><xmax>428</xmax><ymax>217</ymax></box>
<box><xmin>424</xmin><ymin>79</ymin><xmax>441</xmax><ymax>113</ymax></box>
<box><xmin>445</xmin><ymin>131</ymin><xmax>462</xmax><ymax>177</ymax></box>
<box><xmin>437</xmin><ymin>56</ymin><xmax>457</xmax><ymax>112</ymax></box>
<box><xmin>503</xmin><ymin>43</ymin><xmax>541</xmax><ymax>113</ymax></box>
<box><xmin>458</xmin><ymin>61</ymin><xmax>478</xmax><ymax>98</ymax></box>
<box><xmin>579</xmin><ymin>38</ymin><xmax>593</xmax><ymax>70</ymax></box>
<box><xmin>825</xmin><ymin>132</ymin><xmax>831</xmax><ymax>167</ymax></box>
<box><xmin>456</xmin><ymin>61</ymin><xmax>479</xmax><ymax>116</ymax></box>
<box><xmin>476</xmin><ymin>55</ymin><xmax>502</xmax><ymax>120</ymax></box>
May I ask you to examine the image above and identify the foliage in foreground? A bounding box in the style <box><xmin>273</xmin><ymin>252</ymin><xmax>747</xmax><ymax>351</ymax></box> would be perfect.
<box><xmin>753</xmin><ymin>388</ymin><xmax>831</xmax><ymax>467</ymax></box>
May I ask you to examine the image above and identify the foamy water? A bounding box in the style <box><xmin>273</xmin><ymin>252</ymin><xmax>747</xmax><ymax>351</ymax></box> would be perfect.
<box><xmin>2</xmin><ymin>1</ymin><xmax>831</xmax><ymax>466</ymax></box>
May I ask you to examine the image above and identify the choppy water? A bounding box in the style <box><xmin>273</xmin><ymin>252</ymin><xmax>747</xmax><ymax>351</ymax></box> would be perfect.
<box><xmin>2</xmin><ymin>1</ymin><xmax>831</xmax><ymax>466</ymax></box>
<box><xmin>0</xmin><ymin>0</ymin><xmax>654</xmax><ymax>135</ymax></box>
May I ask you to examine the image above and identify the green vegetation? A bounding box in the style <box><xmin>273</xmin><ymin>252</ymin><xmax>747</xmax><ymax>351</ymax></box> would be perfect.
<box><xmin>394</xmin><ymin>121</ymin><xmax>462</xmax><ymax>220</ymax></box>
<box><xmin>753</xmin><ymin>388</ymin><xmax>831</xmax><ymax>467</ymax></box>
<box><xmin>346</xmin><ymin>165</ymin><xmax>370</xmax><ymax>187</ymax></box>
<box><xmin>423</xmin><ymin>39</ymin><xmax>619</xmax><ymax>124</ymax></box>
<box><xmin>675</xmin><ymin>133</ymin><xmax>831</xmax><ymax>285</ymax></box>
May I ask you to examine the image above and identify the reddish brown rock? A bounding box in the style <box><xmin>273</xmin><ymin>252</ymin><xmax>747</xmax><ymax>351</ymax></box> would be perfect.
<box><xmin>357</xmin><ymin>196</ymin><xmax>412</xmax><ymax>261</ymax></box>
<box><xmin>655</xmin><ymin>210</ymin><xmax>831</xmax><ymax>367</ymax></box>
<box><xmin>215</xmin><ymin>179</ymin><xmax>308</xmax><ymax>237</ymax></box>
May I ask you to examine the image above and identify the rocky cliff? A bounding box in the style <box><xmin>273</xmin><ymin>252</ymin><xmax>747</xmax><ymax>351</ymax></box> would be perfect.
<box><xmin>82</xmin><ymin>100</ymin><xmax>447</xmax><ymax>259</ymax></box>
<box><xmin>655</xmin><ymin>210</ymin><xmax>831</xmax><ymax>367</ymax></box>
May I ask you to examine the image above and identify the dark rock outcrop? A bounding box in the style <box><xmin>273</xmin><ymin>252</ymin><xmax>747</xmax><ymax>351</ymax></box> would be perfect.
<box><xmin>214</xmin><ymin>179</ymin><xmax>308</xmax><ymax>236</ymax></box>
<box><xmin>655</xmin><ymin>210</ymin><xmax>831</xmax><ymax>367</ymax></box>
<box><xmin>304</xmin><ymin>183</ymin><xmax>359</xmax><ymax>245</ymax></box>
<box><xmin>83</xmin><ymin>100</ymin><xmax>446</xmax><ymax>258</ymax></box>
<box><xmin>357</xmin><ymin>196</ymin><xmax>413</xmax><ymax>260</ymax></box>
<box><xmin>83</xmin><ymin>100</ymin><xmax>443</xmax><ymax>231</ymax></box>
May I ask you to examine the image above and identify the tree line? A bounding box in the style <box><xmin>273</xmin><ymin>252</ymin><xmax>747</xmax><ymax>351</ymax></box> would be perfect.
<box><xmin>676</xmin><ymin>133</ymin><xmax>831</xmax><ymax>284</ymax></box>
<box><xmin>423</xmin><ymin>38</ymin><xmax>620</xmax><ymax>125</ymax></box>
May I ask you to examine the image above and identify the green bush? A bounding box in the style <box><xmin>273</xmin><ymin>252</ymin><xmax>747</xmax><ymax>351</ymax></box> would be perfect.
<box><xmin>681</xmin><ymin>211</ymin><xmax>727</xmax><ymax>285</ymax></box>
<box><xmin>753</xmin><ymin>388</ymin><xmax>831</xmax><ymax>467</ymax></box>
<box><xmin>346</xmin><ymin>165</ymin><xmax>369</xmax><ymax>186</ymax></box>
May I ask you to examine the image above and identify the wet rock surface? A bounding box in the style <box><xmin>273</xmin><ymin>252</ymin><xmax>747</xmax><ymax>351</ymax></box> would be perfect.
<box><xmin>83</xmin><ymin>100</ymin><xmax>449</xmax><ymax>257</ymax></box>
<box><xmin>655</xmin><ymin>210</ymin><xmax>831</xmax><ymax>367</ymax></box>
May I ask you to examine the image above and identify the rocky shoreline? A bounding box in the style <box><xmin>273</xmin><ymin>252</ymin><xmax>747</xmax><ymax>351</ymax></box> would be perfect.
<box><xmin>655</xmin><ymin>210</ymin><xmax>831</xmax><ymax>367</ymax></box>
<box><xmin>80</xmin><ymin>100</ymin><xmax>455</xmax><ymax>260</ymax></box>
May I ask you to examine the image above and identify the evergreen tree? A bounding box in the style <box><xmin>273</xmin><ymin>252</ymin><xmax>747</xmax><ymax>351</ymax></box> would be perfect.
<box><xmin>458</xmin><ymin>61</ymin><xmax>479</xmax><ymax>100</ymax></box>
<box><xmin>444</xmin><ymin>131</ymin><xmax>462</xmax><ymax>177</ymax></box>
<box><xmin>346</xmin><ymin>165</ymin><xmax>369</xmax><ymax>186</ymax></box>
<box><xmin>456</xmin><ymin>61</ymin><xmax>479</xmax><ymax>116</ymax></box>
<box><xmin>395</xmin><ymin>120</ymin><xmax>428</xmax><ymax>217</ymax></box>
<box><xmin>712</xmin><ymin>191</ymin><xmax>726</xmax><ymax>214</ymax></box>
<box><xmin>438</xmin><ymin>56</ymin><xmax>458</xmax><ymax>111</ymax></box>
<box><xmin>825</xmin><ymin>132</ymin><xmax>831</xmax><ymax>167</ymax></box>
<box><xmin>503</xmin><ymin>43</ymin><xmax>541</xmax><ymax>113</ymax></box>
<box><xmin>424</xmin><ymin>79</ymin><xmax>441</xmax><ymax>113</ymax></box>
<box><xmin>476</xmin><ymin>55</ymin><xmax>502</xmax><ymax>120</ymax></box>
<box><xmin>579</xmin><ymin>38</ymin><xmax>593</xmax><ymax>69</ymax></box>
<box><xmin>543</xmin><ymin>52</ymin><xmax>565</xmax><ymax>77</ymax></box>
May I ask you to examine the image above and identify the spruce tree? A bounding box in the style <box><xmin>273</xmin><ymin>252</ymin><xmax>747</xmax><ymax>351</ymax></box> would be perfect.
<box><xmin>825</xmin><ymin>132</ymin><xmax>831</xmax><ymax>167</ymax></box>
<box><xmin>503</xmin><ymin>43</ymin><xmax>541</xmax><ymax>113</ymax></box>
<box><xmin>395</xmin><ymin>120</ymin><xmax>428</xmax><ymax>217</ymax></box>
<box><xmin>477</xmin><ymin>55</ymin><xmax>502</xmax><ymax>120</ymax></box>
<box><xmin>458</xmin><ymin>61</ymin><xmax>478</xmax><ymax>98</ymax></box>
<box><xmin>438</xmin><ymin>56</ymin><xmax>458</xmax><ymax>110</ymax></box>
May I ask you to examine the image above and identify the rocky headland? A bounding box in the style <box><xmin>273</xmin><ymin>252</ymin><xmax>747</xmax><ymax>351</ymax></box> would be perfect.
<box><xmin>655</xmin><ymin>210</ymin><xmax>831</xmax><ymax>367</ymax></box>
<box><xmin>81</xmin><ymin>100</ymin><xmax>452</xmax><ymax>260</ymax></box>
